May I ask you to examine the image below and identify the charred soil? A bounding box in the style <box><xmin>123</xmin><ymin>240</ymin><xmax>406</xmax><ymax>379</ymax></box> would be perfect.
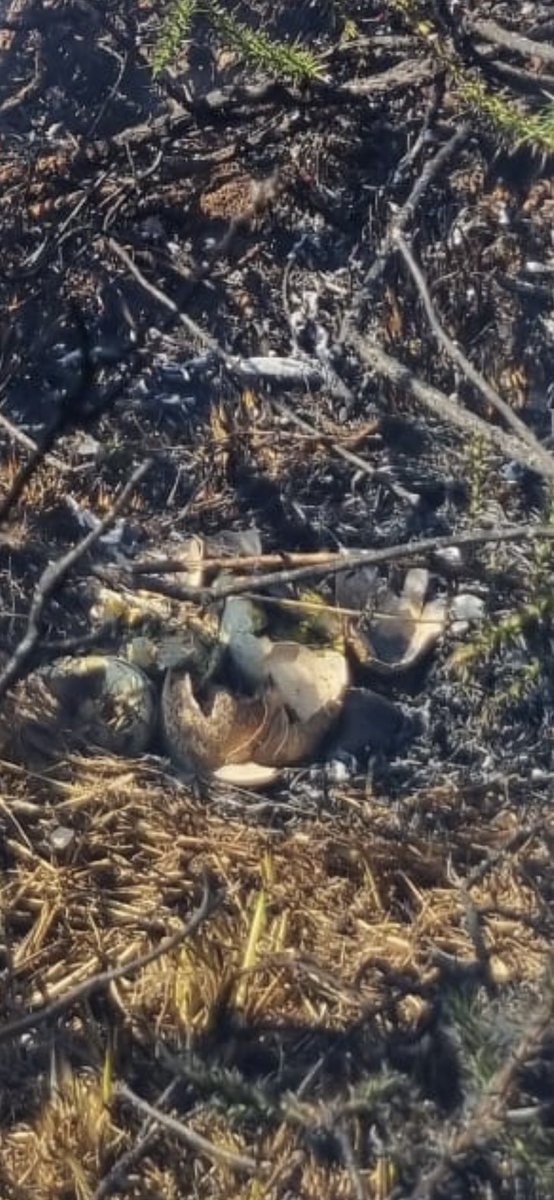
<box><xmin>1</xmin><ymin>2</ymin><xmax>554</xmax><ymax>1198</ymax></box>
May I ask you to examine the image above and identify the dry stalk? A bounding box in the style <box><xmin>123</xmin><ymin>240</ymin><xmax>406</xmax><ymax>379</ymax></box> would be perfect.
<box><xmin>0</xmin><ymin>876</ymin><xmax>215</xmax><ymax>1044</ymax></box>
<box><xmin>116</xmin><ymin>1081</ymin><xmax>259</xmax><ymax>1174</ymax></box>
<box><xmin>394</xmin><ymin>230</ymin><xmax>554</xmax><ymax>484</ymax></box>
<box><xmin>98</xmin><ymin>521</ymin><xmax>554</xmax><ymax>607</ymax></box>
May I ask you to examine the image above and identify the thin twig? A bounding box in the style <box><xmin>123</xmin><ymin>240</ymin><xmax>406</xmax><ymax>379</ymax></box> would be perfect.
<box><xmin>107</xmin><ymin>237</ymin><xmax>225</xmax><ymax>361</ymax></box>
<box><xmin>334</xmin><ymin>1123</ymin><xmax>368</xmax><ymax>1200</ymax></box>
<box><xmin>0</xmin><ymin>29</ymin><xmax>44</xmax><ymax>114</ymax></box>
<box><xmin>98</xmin><ymin>522</ymin><xmax>554</xmax><ymax>606</ymax></box>
<box><xmin>241</xmin><ymin>592</ymin><xmax>445</xmax><ymax>624</ymax></box>
<box><xmin>463</xmin><ymin>822</ymin><xmax>543</xmax><ymax>892</ymax></box>
<box><xmin>446</xmin><ymin>859</ymin><xmax>494</xmax><ymax>991</ymax></box>
<box><xmin>131</xmin><ymin>550</ymin><xmax>343</xmax><ymax>576</ymax></box>
<box><xmin>344</xmin><ymin>125</ymin><xmax>470</xmax><ymax>322</ymax></box>
<box><xmin>0</xmin><ymin>305</ymin><xmax>98</xmax><ymax>524</ymax></box>
<box><xmin>93</xmin><ymin>1080</ymin><xmax>181</xmax><ymax>1200</ymax></box>
<box><xmin>394</xmin><ymin>231</ymin><xmax>554</xmax><ymax>483</ymax></box>
<box><xmin>388</xmin><ymin>125</ymin><xmax>471</xmax><ymax>236</ymax></box>
<box><xmin>271</xmin><ymin>399</ymin><xmax>419</xmax><ymax>505</ymax></box>
<box><xmin>31</xmin><ymin>621</ymin><xmax>120</xmax><ymax>659</ymax></box>
<box><xmin>348</xmin><ymin>333</ymin><xmax>552</xmax><ymax>473</ymax></box>
<box><xmin>392</xmin><ymin>80</ymin><xmax>446</xmax><ymax>185</ymax></box>
<box><xmin>0</xmin><ymin>459</ymin><xmax>152</xmax><ymax>703</ymax></box>
<box><xmin>107</xmin><ymin>239</ymin><xmax>323</xmax><ymax>390</ymax></box>
<box><xmin>0</xmin><ymin>410</ymin><xmax>69</xmax><ymax>471</ymax></box>
<box><xmin>116</xmin><ymin>1081</ymin><xmax>258</xmax><ymax>1174</ymax></box>
<box><xmin>0</xmin><ymin>877</ymin><xmax>215</xmax><ymax>1044</ymax></box>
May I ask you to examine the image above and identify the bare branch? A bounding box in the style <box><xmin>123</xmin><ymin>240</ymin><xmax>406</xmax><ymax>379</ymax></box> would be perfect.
<box><xmin>344</xmin><ymin>125</ymin><xmax>470</xmax><ymax>318</ymax></box>
<box><xmin>97</xmin><ymin>521</ymin><xmax>554</xmax><ymax>608</ymax></box>
<box><xmin>115</xmin><ymin>1081</ymin><xmax>259</xmax><ymax>1175</ymax></box>
<box><xmin>107</xmin><ymin>238</ymin><xmax>226</xmax><ymax>361</ymax></box>
<box><xmin>131</xmin><ymin>549</ymin><xmax>343</xmax><ymax>576</ymax></box>
<box><xmin>106</xmin><ymin>239</ymin><xmax>325</xmax><ymax>389</ymax></box>
<box><xmin>270</xmin><ymin>399</ymin><xmax>419</xmax><ymax>505</ymax></box>
<box><xmin>0</xmin><ymin>304</ymin><xmax>98</xmax><ymax>524</ymax></box>
<box><xmin>93</xmin><ymin>1081</ymin><xmax>181</xmax><ymax>1200</ymax></box>
<box><xmin>349</xmin><ymin>332</ymin><xmax>553</xmax><ymax>477</ymax></box>
<box><xmin>393</xmin><ymin>231</ymin><xmax>554</xmax><ymax>484</ymax></box>
<box><xmin>0</xmin><ymin>409</ymin><xmax>69</xmax><ymax>471</ymax></box>
<box><xmin>0</xmin><ymin>458</ymin><xmax>152</xmax><ymax>703</ymax></box>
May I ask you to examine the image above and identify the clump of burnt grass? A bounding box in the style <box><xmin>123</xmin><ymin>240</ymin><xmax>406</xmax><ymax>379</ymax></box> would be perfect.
<box><xmin>0</xmin><ymin>744</ymin><xmax>553</xmax><ymax>1198</ymax></box>
<box><xmin>1</xmin><ymin>3</ymin><xmax>554</xmax><ymax>1196</ymax></box>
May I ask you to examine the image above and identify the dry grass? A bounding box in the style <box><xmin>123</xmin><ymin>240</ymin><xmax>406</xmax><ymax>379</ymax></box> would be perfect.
<box><xmin>2</xmin><ymin>3</ymin><xmax>554</xmax><ymax>1194</ymax></box>
<box><xmin>0</xmin><ymin>734</ymin><xmax>552</xmax><ymax>1198</ymax></box>
<box><xmin>1</xmin><ymin>333</ymin><xmax>553</xmax><ymax>1200</ymax></box>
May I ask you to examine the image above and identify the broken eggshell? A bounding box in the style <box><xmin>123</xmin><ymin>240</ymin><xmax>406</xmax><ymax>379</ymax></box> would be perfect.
<box><xmin>38</xmin><ymin>655</ymin><xmax>157</xmax><ymax>756</ymax></box>
<box><xmin>161</xmin><ymin>669</ymin><xmax>271</xmax><ymax>775</ymax></box>
<box><xmin>262</xmin><ymin>641</ymin><xmax>349</xmax><ymax>723</ymax></box>
<box><xmin>161</xmin><ymin>665</ymin><xmax>281</xmax><ymax>789</ymax></box>
<box><xmin>218</xmin><ymin>594</ymin><xmax>349</xmax><ymax>769</ymax></box>
<box><xmin>219</xmin><ymin>594</ymin><xmax>272</xmax><ymax>686</ymax></box>
<box><xmin>220</xmin><ymin>595</ymin><xmax>349</xmax><ymax>715</ymax></box>
<box><xmin>161</xmin><ymin>647</ymin><xmax>347</xmax><ymax>786</ymax></box>
<box><xmin>212</xmin><ymin>762</ymin><xmax>280</xmax><ymax>789</ymax></box>
<box><xmin>253</xmin><ymin>686</ymin><xmax>344</xmax><ymax>768</ymax></box>
<box><xmin>348</xmin><ymin>568</ymin><xmax>447</xmax><ymax>675</ymax></box>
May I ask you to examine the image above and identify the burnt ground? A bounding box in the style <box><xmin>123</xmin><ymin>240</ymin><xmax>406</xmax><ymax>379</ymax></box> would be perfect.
<box><xmin>1</xmin><ymin>1</ymin><xmax>554</xmax><ymax>1198</ymax></box>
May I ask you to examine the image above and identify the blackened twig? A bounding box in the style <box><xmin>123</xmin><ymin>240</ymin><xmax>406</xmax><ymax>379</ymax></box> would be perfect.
<box><xmin>107</xmin><ymin>239</ymin><xmax>324</xmax><ymax>390</ymax></box>
<box><xmin>271</xmin><ymin>399</ymin><xmax>419</xmax><ymax>506</ymax></box>
<box><xmin>394</xmin><ymin>231</ymin><xmax>554</xmax><ymax>484</ymax></box>
<box><xmin>334</xmin><ymin>1123</ymin><xmax>367</xmax><ymax>1200</ymax></box>
<box><xmin>115</xmin><ymin>1081</ymin><xmax>258</xmax><ymax>1174</ymax></box>
<box><xmin>349</xmin><ymin>333</ymin><xmax>552</xmax><ymax>474</ymax></box>
<box><xmin>0</xmin><ymin>459</ymin><xmax>152</xmax><ymax>703</ymax></box>
<box><xmin>97</xmin><ymin>520</ymin><xmax>554</xmax><ymax>607</ymax></box>
<box><xmin>93</xmin><ymin>1081</ymin><xmax>181</xmax><ymax>1200</ymax></box>
<box><xmin>107</xmin><ymin>237</ymin><xmax>226</xmax><ymax>361</ymax></box>
<box><xmin>0</xmin><ymin>408</ymin><xmax>68</xmax><ymax>470</ymax></box>
<box><xmin>346</xmin><ymin>124</ymin><xmax>470</xmax><ymax>318</ymax></box>
<box><xmin>0</xmin><ymin>305</ymin><xmax>97</xmax><ymax>524</ymax></box>
<box><xmin>28</xmin><ymin>621</ymin><xmax>120</xmax><ymax>659</ymax></box>
<box><xmin>388</xmin><ymin>125</ymin><xmax>470</xmax><ymax>235</ymax></box>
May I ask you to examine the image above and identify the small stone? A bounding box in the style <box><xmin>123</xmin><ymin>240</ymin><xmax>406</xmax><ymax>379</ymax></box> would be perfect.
<box><xmin>432</xmin><ymin>545</ymin><xmax>462</xmax><ymax>572</ymax></box>
<box><xmin>49</xmin><ymin>826</ymin><xmax>75</xmax><ymax>855</ymax></box>
<box><xmin>326</xmin><ymin>759</ymin><xmax>350</xmax><ymax>784</ymax></box>
<box><xmin>451</xmin><ymin>594</ymin><xmax>486</xmax><ymax>623</ymax></box>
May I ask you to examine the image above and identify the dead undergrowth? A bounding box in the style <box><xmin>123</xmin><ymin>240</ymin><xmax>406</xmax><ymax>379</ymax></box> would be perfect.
<box><xmin>1</xmin><ymin>1</ymin><xmax>554</xmax><ymax>1197</ymax></box>
<box><xmin>1</xmin><ymin>750</ymin><xmax>554</xmax><ymax>1199</ymax></box>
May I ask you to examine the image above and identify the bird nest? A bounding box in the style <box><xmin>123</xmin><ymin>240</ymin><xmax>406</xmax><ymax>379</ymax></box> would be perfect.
<box><xmin>1</xmin><ymin>1</ymin><xmax>554</xmax><ymax>1197</ymax></box>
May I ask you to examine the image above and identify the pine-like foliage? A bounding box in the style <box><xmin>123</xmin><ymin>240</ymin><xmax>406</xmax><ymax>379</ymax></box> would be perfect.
<box><xmin>387</xmin><ymin>0</ymin><xmax>554</xmax><ymax>155</ymax></box>
<box><xmin>153</xmin><ymin>0</ymin><xmax>325</xmax><ymax>82</ymax></box>
<box><xmin>458</xmin><ymin>77</ymin><xmax>554</xmax><ymax>155</ymax></box>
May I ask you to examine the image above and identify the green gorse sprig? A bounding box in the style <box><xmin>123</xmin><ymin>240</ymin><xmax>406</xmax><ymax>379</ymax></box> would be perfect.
<box><xmin>153</xmin><ymin>0</ymin><xmax>324</xmax><ymax>83</ymax></box>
